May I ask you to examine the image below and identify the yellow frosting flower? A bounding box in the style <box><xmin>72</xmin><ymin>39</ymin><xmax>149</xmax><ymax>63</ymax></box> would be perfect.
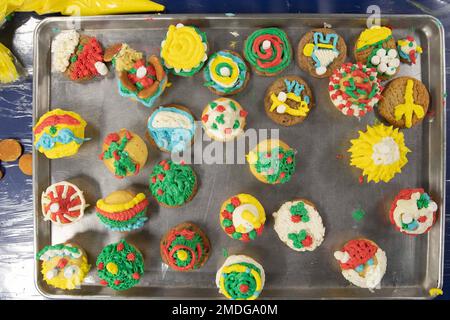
<box><xmin>348</xmin><ymin>124</ymin><xmax>410</xmax><ymax>183</ymax></box>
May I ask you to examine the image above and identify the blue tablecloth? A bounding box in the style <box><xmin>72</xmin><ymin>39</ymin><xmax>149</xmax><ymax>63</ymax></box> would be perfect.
<box><xmin>0</xmin><ymin>0</ymin><xmax>448</xmax><ymax>299</ymax></box>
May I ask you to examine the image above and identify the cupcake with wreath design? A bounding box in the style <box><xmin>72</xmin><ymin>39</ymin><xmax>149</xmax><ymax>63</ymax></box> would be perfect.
<box><xmin>96</xmin><ymin>239</ymin><xmax>144</xmax><ymax>291</ymax></box>
<box><xmin>246</xmin><ymin>139</ymin><xmax>296</xmax><ymax>185</ymax></box>
<box><xmin>95</xmin><ymin>190</ymin><xmax>149</xmax><ymax>232</ymax></box>
<box><xmin>216</xmin><ymin>254</ymin><xmax>265</xmax><ymax>300</ymax></box>
<box><xmin>160</xmin><ymin>23</ymin><xmax>208</xmax><ymax>77</ymax></box>
<box><xmin>149</xmin><ymin>160</ymin><xmax>197</xmax><ymax>208</ymax></box>
<box><xmin>219</xmin><ymin>194</ymin><xmax>266</xmax><ymax>242</ymax></box>
<box><xmin>160</xmin><ymin>222</ymin><xmax>210</xmax><ymax>271</ymax></box>
<box><xmin>203</xmin><ymin>50</ymin><xmax>250</xmax><ymax>96</ymax></box>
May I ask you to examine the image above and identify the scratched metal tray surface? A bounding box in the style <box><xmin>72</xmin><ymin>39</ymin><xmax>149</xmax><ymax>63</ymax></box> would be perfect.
<box><xmin>33</xmin><ymin>14</ymin><xmax>446</xmax><ymax>299</ymax></box>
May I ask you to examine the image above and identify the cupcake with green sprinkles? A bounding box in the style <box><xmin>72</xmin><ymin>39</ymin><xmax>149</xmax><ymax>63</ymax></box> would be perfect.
<box><xmin>96</xmin><ymin>239</ymin><xmax>144</xmax><ymax>291</ymax></box>
<box><xmin>328</xmin><ymin>62</ymin><xmax>382</xmax><ymax>118</ymax></box>
<box><xmin>219</xmin><ymin>194</ymin><xmax>266</xmax><ymax>242</ymax></box>
<box><xmin>149</xmin><ymin>160</ymin><xmax>198</xmax><ymax>208</ymax></box>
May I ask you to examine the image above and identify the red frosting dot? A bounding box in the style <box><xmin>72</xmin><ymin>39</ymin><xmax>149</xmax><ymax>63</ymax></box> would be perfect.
<box><xmin>97</xmin><ymin>262</ymin><xmax>104</xmax><ymax>270</ymax></box>
<box><xmin>157</xmin><ymin>173</ymin><xmax>165</xmax><ymax>181</ymax></box>
<box><xmin>224</xmin><ymin>226</ymin><xmax>235</xmax><ymax>234</ymax></box>
<box><xmin>241</xmin><ymin>233</ymin><xmax>250</xmax><ymax>242</ymax></box>
<box><xmin>240</xmin><ymin>284</ymin><xmax>249</xmax><ymax>293</ymax></box>
<box><xmin>359</xmin><ymin>175</ymin><xmax>364</xmax><ymax>184</ymax></box>
<box><xmin>132</xmin><ymin>272</ymin><xmax>140</xmax><ymax>280</ymax></box>
<box><xmin>221</xmin><ymin>210</ymin><xmax>232</xmax><ymax>220</ymax></box>
<box><xmin>239</xmin><ymin>110</ymin><xmax>248</xmax><ymax>117</ymax></box>
<box><xmin>114</xmin><ymin>280</ymin><xmax>121</xmax><ymax>285</ymax></box>
<box><xmin>291</xmin><ymin>215</ymin><xmax>301</xmax><ymax>223</ymax></box>
<box><xmin>56</xmin><ymin>258</ymin><xmax>68</xmax><ymax>269</ymax></box>
<box><xmin>157</xmin><ymin>189</ymin><xmax>164</xmax><ymax>195</ymax></box>
<box><xmin>418</xmin><ymin>216</ymin><xmax>427</xmax><ymax>223</ymax></box>
<box><xmin>100</xmin><ymin>280</ymin><xmax>108</xmax><ymax>286</ymax></box>
<box><xmin>230</xmin><ymin>197</ymin><xmax>240</xmax><ymax>207</ymax></box>
<box><xmin>201</xmin><ymin>114</ymin><xmax>209</xmax><ymax>122</ymax></box>
<box><xmin>406</xmin><ymin>35</ymin><xmax>414</xmax><ymax>41</ymax></box>
<box><xmin>224</xmin><ymin>128</ymin><xmax>232</xmax><ymax>134</ymax></box>
<box><xmin>216</xmin><ymin>105</ymin><xmax>226</xmax><ymax>112</ymax></box>
<box><xmin>159</xmin><ymin>160</ymin><xmax>167</xmax><ymax>165</ymax></box>
<box><xmin>127</xmin><ymin>253</ymin><xmax>136</xmax><ymax>261</ymax></box>
<box><xmin>117</xmin><ymin>242</ymin><xmax>124</xmax><ymax>251</ymax></box>
<box><xmin>163</xmin><ymin>163</ymin><xmax>170</xmax><ymax>171</ymax></box>
<box><xmin>302</xmin><ymin>235</ymin><xmax>313</xmax><ymax>247</ymax></box>
<box><xmin>279</xmin><ymin>172</ymin><xmax>286</xmax><ymax>179</ymax></box>
<box><xmin>151</xmin><ymin>176</ymin><xmax>157</xmax><ymax>184</ymax></box>
<box><xmin>286</xmin><ymin>157</ymin><xmax>293</xmax><ymax>164</ymax></box>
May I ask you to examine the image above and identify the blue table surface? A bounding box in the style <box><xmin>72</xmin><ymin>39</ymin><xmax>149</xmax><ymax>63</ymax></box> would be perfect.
<box><xmin>0</xmin><ymin>0</ymin><xmax>449</xmax><ymax>299</ymax></box>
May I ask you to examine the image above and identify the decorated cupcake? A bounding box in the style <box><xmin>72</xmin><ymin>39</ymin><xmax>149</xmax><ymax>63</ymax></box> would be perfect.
<box><xmin>348</xmin><ymin>124</ymin><xmax>410</xmax><ymax>183</ymax></box>
<box><xmin>297</xmin><ymin>28</ymin><xmax>347</xmax><ymax>78</ymax></box>
<box><xmin>99</xmin><ymin>129</ymin><xmax>148</xmax><ymax>179</ymax></box>
<box><xmin>149</xmin><ymin>160</ymin><xmax>197</xmax><ymax>207</ymax></box>
<box><xmin>334</xmin><ymin>238</ymin><xmax>387</xmax><ymax>290</ymax></box>
<box><xmin>37</xmin><ymin>243</ymin><xmax>90</xmax><ymax>290</ymax></box>
<box><xmin>354</xmin><ymin>26</ymin><xmax>399</xmax><ymax>79</ymax></box>
<box><xmin>147</xmin><ymin>104</ymin><xmax>196</xmax><ymax>153</ymax></box>
<box><xmin>378</xmin><ymin>77</ymin><xmax>429</xmax><ymax>129</ymax></box>
<box><xmin>216</xmin><ymin>255</ymin><xmax>265</xmax><ymax>300</ymax></box>
<box><xmin>203</xmin><ymin>50</ymin><xmax>249</xmax><ymax>95</ymax></box>
<box><xmin>41</xmin><ymin>181</ymin><xmax>88</xmax><ymax>225</ymax></box>
<box><xmin>243</xmin><ymin>27</ymin><xmax>292</xmax><ymax>76</ymax></box>
<box><xmin>96</xmin><ymin>239</ymin><xmax>144</xmax><ymax>291</ymax></box>
<box><xmin>160</xmin><ymin>222</ymin><xmax>210</xmax><ymax>271</ymax></box>
<box><xmin>201</xmin><ymin>98</ymin><xmax>247</xmax><ymax>142</ymax></box>
<box><xmin>397</xmin><ymin>36</ymin><xmax>422</xmax><ymax>65</ymax></box>
<box><xmin>95</xmin><ymin>190</ymin><xmax>149</xmax><ymax>232</ymax></box>
<box><xmin>328</xmin><ymin>62</ymin><xmax>382</xmax><ymax>118</ymax></box>
<box><xmin>34</xmin><ymin>109</ymin><xmax>90</xmax><ymax>159</ymax></box>
<box><xmin>160</xmin><ymin>23</ymin><xmax>208</xmax><ymax>77</ymax></box>
<box><xmin>264</xmin><ymin>75</ymin><xmax>313</xmax><ymax>126</ymax></box>
<box><xmin>246</xmin><ymin>139</ymin><xmax>296</xmax><ymax>185</ymax></box>
<box><xmin>273</xmin><ymin>199</ymin><xmax>325</xmax><ymax>252</ymax></box>
<box><xmin>52</xmin><ymin>30</ymin><xmax>108</xmax><ymax>81</ymax></box>
<box><xmin>219</xmin><ymin>194</ymin><xmax>266</xmax><ymax>242</ymax></box>
<box><xmin>389</xmin><ymin>188</ymin><xmax>438</xmax><ymax>236</ymax></box>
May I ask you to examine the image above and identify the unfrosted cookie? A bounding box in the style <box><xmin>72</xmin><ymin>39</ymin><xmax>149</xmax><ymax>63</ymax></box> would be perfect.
<box><xmin>201</xmin><ymin>98</ymin><xmax>247</xmax><ymax>142</ymax></box>
<box><xmin>389</xmin><ymin>188</ymin><xmax>438</xmax><ymax>236</ymax></box>
<box><xmin>378</xmin><ymin>76</ymin><xmax>429</xmax><ymax>129</ymax></box>
<box><xmin>203</xmin><ymin>50</ymin><xmax>250</xmax><ymax>96</ymax></box>
<box><xmin>328</xmin><ymin>62</ymin><xmax>382</xmax><ymax>118</ymax></box>
<box><xmin>354</xmin><ymin>26</ymin><xmax>399</xmax><ymax>80</ymax></box>
<box><xmin>0</xmin><ymin>139</ymin><xmax>22</xmax><ymax>162</ymax></box>
<box><xmin>397</xmin><ymin>36</ymin><xmax>422</xmax><ymax>65</ymax></box>
<box><xmin>243</xmin><ymin>27</ymin><xmax>292</xmax><ymax>76</ymax></box>
<box><xmin>264</xmin><ymin>75</ymin><xmax>313</xmax><ymax>126</ymax></box>
<box><xmin>273</xmin><ymin>199</ymin><xmax>325</xmax><ymax>252</ymax></box>
<box><xmin>334</xmin><ymin>238</ymin><xmax>387</xmax><ymax>290</ymax></box>
<box><xmin>297</xmin><ymin>28</ymin><xmax>347</xmax><ymax>78</ymax></box>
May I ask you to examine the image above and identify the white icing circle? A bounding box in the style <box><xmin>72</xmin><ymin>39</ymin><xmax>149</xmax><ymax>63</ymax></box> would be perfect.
<box><xmin>262</xmin><ymin>40</ymin><xmax>271</xmax><ymax>50</ymax></box>
<box><xmin>46</xmin><ymin>269</ymin><xmax>58</xmax><ymax>280</ymax></box>
<box><xmin>219</xmin><ymin>67</ymin><xmax>231</xmax><ymax>77</ymax></box>
<box><xmin>94</xmin><ymin>61</ymin><xmax>108</xmax><ymax>76</ymax></box>
<box><xmin>389</xmin><ymin>58</ymin><xmax>400</xmax><ymax>68</ymax></box>
<box><xmin>401</xmin><ymin>212</ymin><xmax>413</xmax><ymax>224</ymax></box>
<box><xmin>385</xmin><ymin>67</ymin><xmax>396</xmax><ymax>75</ymax></box>
<box><xmin>380</xmin><ymin>55</ymin><xmax>390</xmax><ymax>64</ymax></box>
<box><xmin>277</xmin><ymin>91</ymin><xmax>287</xmax><ymax>102</ymax></box>
<box><xmin>316</xmin><ymin>65</ymin><xmax>327</xmax><ymax>75</ymax></box>
<box><xmin>276</xmin><ymin>104</ymin><xmax>287</xmax><ymax>114</ymax></box>
<box><xmin>136</xmin><ymin>66</ymin><xmax>147</xmax><ymax>79</ymax></box>
<box><xmin>377</xmin><ymin>63</ymin><xmax>388</xmax><ymax>73</ymax></box>
<box><xmin>49</xmin><ymin>203</ymin><xmax>60</xmax><ymax>213</ymax></box>
<box><xmin>376</xmin><ymin>48</ymin><xmax>387</xmax><ymax>57</ymax></box>
<box><xmin>388</xmin><ymin>49</ymin><xmax>398</xmax><ymax>58</ymax></box>
<box><xmin>371</xmin><ymin>55</ymin><xmax>381</xmax><ymax>65</ymax></box>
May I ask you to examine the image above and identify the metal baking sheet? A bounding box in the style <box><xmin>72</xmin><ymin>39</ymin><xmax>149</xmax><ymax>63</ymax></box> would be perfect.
<box><xmin>33</xmin><ymin>14</ymin><xmax>446</xmax><ymax>299</ymax></box>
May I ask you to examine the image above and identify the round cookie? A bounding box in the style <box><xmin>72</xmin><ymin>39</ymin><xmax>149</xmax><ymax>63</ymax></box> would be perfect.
<box><xmin>37</xmin><ymin>243</ymin><xmax>90</xmax><ymax>290</ymax></box>
<box><xmin>243</xmin><ymin>27</ymin><xmax>292</xmax><ymax>76</ymax></box>
<box><xmin>297</xmin><ymin>28</ymin><xmax>347</xmax><ymax>78</ymax></box>
<box><xmin>160</xmin><ymin>222</ymin><xmax>210</xmax><ymax>271</ymax></box>
<box><xmin>96</xmin><ymin>239</ymin><xmax>144</xmax><ymax>291</ymax></box>
<box><xmin>328</xmin><ymin>62</ymin><xmax>382</xmax><ymax>118</ymax></box>
<box><xmin>147</xmin><ymin>104</ymin><xmax>196</xmax><ymax>153</ymax></box>
<box><xmin>273</xmin><ymin>199</ymin><xmax>325</xmax><ymax>252</ymax></box>
<box><xmin>264</xmin><ymin>75</ymin><xmax>314</xmax><ymax>126</ymax></box>
<box><xmin>348</xmin><ymin>124</ymin><xmax>410</xmax><ymax>183</ymax></box>
<box><xmin>201</xmin><ymin>98</ymin><xmax>247</xmax><ymax>142</ymax></box>
<box><xmin>0</xmin><ymin>138</ymin><xmax>22</xmax><ymax>162</ymax></box>
<box><xmin>378</xmin><ymin>76</ymin><xmax>429</xmax><ymax>129</ymax></box>
<box><xmin>334</xmin><ymin>238</ymin><xmax>387</xmax><ymax>290</ymax></box>
<box><xmin>96</xmin><ymin>190</ymin><xmax>149</xmax><ymax>232</ymax></box>
<box><xmin>216</xmin><ymin>255</ymin><xmax>265</xmax><ymax>300</ymax></box>
<box><xmin>389</xmin><ymin>188</ymin><xmax>438</xmax><ymax>236</ymax></box>
<box><xmin>41</xmin><ymin>181</ymin><xmax>88</xmax><ymax>225</ymax></box>
<box><xmin>34</xmin><ymin>109</ymin><xmax>90</xmax><ymax>159</ymax></box>
<box><xmin>219</xmin><ymin>194</ymin><xmax>266</xmax><ymax>242</ymax></box>
<box><xmin>149</xmin><ymin>160</ymin><xmax>197</xmax><ymax>208</ymax></box>
<box><xmin>246</xmin><ymin>139</ymin><xmax>296</xmax><ymax>185</ymax></box>
<box><xmin>160</xmin><ymin>23</ymin><xmax>208</xmax><ymax>77</ymax></box>
<box><xmin>203</xmin><ymin>50</ymin><xmax>250</xmax><ymax>96</ymax></box>
<box><xmin>397</xmin><ymin>36</ymin><xmax>422</xmax><ymax>65</ymax></box>
<box><xmin>354</xmin><ymin>26</ymin><xmax>399</xmax><ymax>80</ymax></box>
<box><xmin>99</xmin><ymin>129</ymin><xmax>148</xmax><ymax>179</ymax></box>
<box><xmin>18</xmin><ymin>153</ymin><xmax>32</xmax><ymax>175</ymax></box>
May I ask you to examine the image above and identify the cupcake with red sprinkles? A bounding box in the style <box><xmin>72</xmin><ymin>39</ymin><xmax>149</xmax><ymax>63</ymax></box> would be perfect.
<box><xmin>328</xmin><ymin>62</ymin><xmax>382</xmax><ymax>118</ymax></box>
<box><xmin>96</xmin><ymin>239</ymin><xmax>144</xmax><ymax>291</ymax></box>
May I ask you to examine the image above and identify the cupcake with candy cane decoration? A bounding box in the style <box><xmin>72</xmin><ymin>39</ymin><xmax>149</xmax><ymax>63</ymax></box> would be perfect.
<box><xmin>243</xmin><ymin>27</ymin><xmax>292</xmax><ymax>76</ymax></box>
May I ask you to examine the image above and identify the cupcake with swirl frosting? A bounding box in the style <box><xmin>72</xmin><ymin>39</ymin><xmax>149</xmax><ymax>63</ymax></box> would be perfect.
<box><xmin>216</xmin><ymin>254</ymin><xmax>265</xmax><ymax>300</ymax></box>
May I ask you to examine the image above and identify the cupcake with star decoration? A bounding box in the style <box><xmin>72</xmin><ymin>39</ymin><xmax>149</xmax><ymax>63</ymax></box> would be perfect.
<box><xmin>149</xmin><ymin>160</ymin><xmax>197</xmax><ymax>208</ymax></box>
<box><xmin>203</xmin><ymin>50</ymin><xmax>250</xmax><ymax>96</ymax></box>
<box><xmin>96</xmin><ymin>239</ymin><xmax>144</xmax><ymax>291</ymax></box>
<box><xmin>334</xmin><ymin>238</ymin><xmax>387</xmax><ymax>290</ymax></box>
<box><xmin>160</xmin><ymin>23</ymin><xmax>208</xmax><ymax>77</ymax></box>
<box><xmin>397</xmin><ymin>36</ymin><xmax>422</xmax><ymax>65</ymax></box>
<box><xmin>219</xmin><ymin>194</ymin><xmax>266</xmax><ymax>242</ymax></box>
<box><xmin>37</xmin><ymin>242</ymin><xmax>90</xmax><ymax>290</ymax></box>
<box><xmin>348</xmin><ymin>124</ymin><xmax>410</xmax><ymax>183</ymax></box>
<box><xmin>246</xmin><ymin>139</ymin><xmax>296</xmax><ymax>185</ymax></box>
<box><xmin>389</xmin><ymin>188</ymin><xmax>438</xmax><ymax>236</ymax></box>
<box><xmin>273</xmin><ymin>199</ymin><xmax>325</xmax><ymax>252</ymax></box>
<box><xmin>160</xmin><ymin>222</ymin><xmax>210</xmax><ymax>271</ymax></box>
<box><xmin>216</xmin><ymin>254</ymin><xmax>265</xmax><ymax>300</ymax></box>
<box><xmin>201</xmin><ymin>97</ymin><xmax>247</xmax><ymax>142</ymax></box>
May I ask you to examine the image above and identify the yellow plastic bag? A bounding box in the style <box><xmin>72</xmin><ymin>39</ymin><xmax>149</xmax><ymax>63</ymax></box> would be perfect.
<box><xmin>0</xmin><ymin>42</ymin><xmax>20</xmax><ymax>84</ymax></box>
<box><xmin>0</xmin><ymin>0</ymin><xmax>25</xmax><ymax>22</ymax></box>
